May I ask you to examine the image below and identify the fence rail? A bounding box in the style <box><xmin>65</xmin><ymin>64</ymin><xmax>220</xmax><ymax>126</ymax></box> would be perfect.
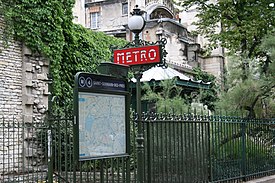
<box><xmin>0</xmin><ymin>113</ymin><xmax>274</xmax><ymax>182</ymax></box>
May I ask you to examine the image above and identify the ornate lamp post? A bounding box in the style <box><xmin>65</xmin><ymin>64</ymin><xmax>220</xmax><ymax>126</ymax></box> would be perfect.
<box><xmin>112</xmin><ymin>5</ymin><xmax>167</xmax><ymax>182</ymax></box>
<box><xmin>128</xmin><ymin>5</ymin><xmax>146</xmax><ymax>183</ymax></box>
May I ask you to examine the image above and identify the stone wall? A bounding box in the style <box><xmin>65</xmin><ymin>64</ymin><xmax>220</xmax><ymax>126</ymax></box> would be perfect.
<box><xmin>21</xmin><ymin>45</ymin><xmax>50</xmax><ymax>124</ymax></box>
<box><xmin>0</xmin><ymin>17</ymin><xmax>49</xmax><ymax>175</ymax></box>
<box><xmin>0</xmin><ymin>19</ymin><xmax>23</xmax><ymax>122</ymax></box>
<box><xmin>200</xmin><ymin>55</ymin><xmax>224</xmax><ymax>84</ymax></box>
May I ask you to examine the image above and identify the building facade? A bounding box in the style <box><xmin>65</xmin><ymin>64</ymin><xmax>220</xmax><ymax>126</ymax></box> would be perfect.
<box><xmin>180</xmin><ymin>2</ymin><xmax>225</xmax><ymax>82</ymax></box>
<box><xmin>73</xmin><ymin>0</ymin><xmax>225</xmax><ymax>80</ymax></box>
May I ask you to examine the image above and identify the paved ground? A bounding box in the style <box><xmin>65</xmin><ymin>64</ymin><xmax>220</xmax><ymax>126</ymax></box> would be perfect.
<box><xmin>245</xmin><ymin>175</ymin><xmax>275</xmax><ymax>183</ymax></box>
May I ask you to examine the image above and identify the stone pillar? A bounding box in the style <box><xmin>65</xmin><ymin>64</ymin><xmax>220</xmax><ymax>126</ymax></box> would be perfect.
<box><xmin>21</xmin><ymin>44</ymin><xmax>50</xmax><ymax>171</ymax></box>
<box><xmin>21</xmin><ymin>44</ymin><xmax>50</xmax><ymax>124</ymax></box>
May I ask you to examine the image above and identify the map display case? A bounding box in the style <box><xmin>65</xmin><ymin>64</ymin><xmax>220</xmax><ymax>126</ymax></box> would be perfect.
<box><xmin>74</xmin><ymin>72</ymin><xmax>130</xmax><ymax>160</ymax></box>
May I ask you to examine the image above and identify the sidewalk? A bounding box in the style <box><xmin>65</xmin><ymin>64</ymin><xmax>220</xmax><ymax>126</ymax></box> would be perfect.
<box><xmin>245</xmin><ymin>175</ymin><xmax>275</xmax><ymax>183</ymax></box>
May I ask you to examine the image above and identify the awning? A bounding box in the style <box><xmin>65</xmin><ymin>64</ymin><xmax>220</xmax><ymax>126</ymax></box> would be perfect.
<box><xmin>131</xmin><ymin>66</ymin><xmax>210</xmax><ymax>90</ymax></box>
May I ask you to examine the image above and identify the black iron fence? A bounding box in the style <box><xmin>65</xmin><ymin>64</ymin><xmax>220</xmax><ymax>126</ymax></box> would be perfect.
<box><xmin>0</xmin><ymin>113</ymin><xmax>274</xmax><ymax>182</ymax></box>
<box><xmin>209</xmin><ymin>117</ymin><xmax>275</xmax><ymax>182</ymax></box>
<box><xmin>0</xmin><ymin>117</ymin><xmax>49</xmax><ymax>183</ymax></box>
<box><xmin>49</xmin><ymin>115</ymin><xmax>135</xmax><ymax>183</ymax></box>
<box><xmin>140</xmin><ymin>113</ymin><xmax>275</xmax><ymax>182</ymax></box>
<box><xmin>142</xmin><ymin>113</ymin><xmax>210</xmax><ymax>183</ymax></box>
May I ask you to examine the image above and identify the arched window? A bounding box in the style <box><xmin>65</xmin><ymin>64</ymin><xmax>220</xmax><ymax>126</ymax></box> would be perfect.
<box><xmin>150</xmin><ymin>8</ymin><xmax>173</xmax><ymax>19</ymax></box>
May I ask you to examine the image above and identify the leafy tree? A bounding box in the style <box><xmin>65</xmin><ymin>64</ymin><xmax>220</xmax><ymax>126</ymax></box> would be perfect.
<box><xmin>175</xmin><ymin>0</ymin><xmax>275</xmax><ymax>117</ymax></box>
<box><xmin>142</xmin><ymin>79</ymin><xmax>211</xmax><ymax>114</ymax></box>
<box><xmin>142</xmin><ymin>79</ymin><xmax>189</xmax><ymax>114</ymax></box>
<box><xmin>176</xmin><ymin>0</ymin><xmax>275</xmax><ymax>73</ymax></box>
<box><xmin>215</xmin><ymin>31</ymin><xmax>275</xmax><ymax>118</ymax></box>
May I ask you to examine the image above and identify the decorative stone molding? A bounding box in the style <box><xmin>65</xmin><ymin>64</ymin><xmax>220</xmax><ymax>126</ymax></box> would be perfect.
<box><xmin>21</xmin><ymin>44</ymin><xmax>49</xmax><ymax>124</ymax></box>
<box><xmin>21</xmin><ymin>44</ymin><xmax>49</xmax><ymax>171</ymax></box>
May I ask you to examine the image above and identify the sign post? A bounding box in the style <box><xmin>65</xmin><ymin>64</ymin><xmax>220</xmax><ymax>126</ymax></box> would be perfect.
<box><xmin>112</xmin><ymin>32</ymin><xmax>167</xmax><ymax>183</ymax></box>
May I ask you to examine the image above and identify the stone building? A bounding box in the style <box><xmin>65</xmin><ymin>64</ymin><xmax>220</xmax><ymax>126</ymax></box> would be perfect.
<box><xmin>73</xmin><ymin>0</ymin><xmax>225</xmax><ymax>80</ymax></box>
<box><xmin>180</xmin><ymin>2</ymin><xmax>225</xmax><ymax>83</ymax></box>
<box><xmin>0</xmin><ymin>17</ymin><xmax>49</xmax><ymax>176</ymax></box>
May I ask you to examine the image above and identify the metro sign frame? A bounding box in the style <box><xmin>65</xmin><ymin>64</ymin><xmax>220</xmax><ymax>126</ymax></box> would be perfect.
<box><xmin>113</xmin><ymin>45</ymin><xmax>161</xmax><ymax>66</ymax></box>
<box><xmin>112</xmin><ymin>38</ymin><xmax>168</xmax><ymax>70</ymax></box>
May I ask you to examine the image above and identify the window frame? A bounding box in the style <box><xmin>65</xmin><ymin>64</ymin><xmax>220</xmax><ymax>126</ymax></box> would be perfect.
<box><xmin>122</xmin><ymin>3</ymin><xmax>128</xmax><ymax>15</ymax></box>
<box><xmin>90</xmin><ymin>12</ymin><xmax>100</xmax><ymax>29</ymax></box>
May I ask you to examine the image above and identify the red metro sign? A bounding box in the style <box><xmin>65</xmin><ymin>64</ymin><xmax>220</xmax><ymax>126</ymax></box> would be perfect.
<box><xmin>113</xmin><ymin>45</ymin><xmax>161</xmax><ymax>66</ymax></box>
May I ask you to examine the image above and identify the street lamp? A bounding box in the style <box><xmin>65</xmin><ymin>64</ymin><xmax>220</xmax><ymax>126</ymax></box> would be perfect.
<box><xmin>128</xmin><ymin>5</ymin><xmax>145</xmax><ymax>183</ymax></box>
<box><xmin>128</xmin><ymin>5</ymin><xmax>146</xmax><ymax>45</ymax></box>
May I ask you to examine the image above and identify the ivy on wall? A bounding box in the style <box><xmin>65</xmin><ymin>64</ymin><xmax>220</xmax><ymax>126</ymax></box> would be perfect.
<box><xmin>0</xmin><ymin>0</ymin><xmax>126</xmax><ymax>103</ymax></box>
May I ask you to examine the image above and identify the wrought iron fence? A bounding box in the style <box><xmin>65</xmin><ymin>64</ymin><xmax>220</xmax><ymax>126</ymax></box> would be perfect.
<box><xmin>209</xmin><ymin>117</ymin><xmax>275</xmax><ymax>182</ymax></box>
<box><xmin>140</xmin><ymin>113</ymin><xmax>275</xmax><ymax>182</ymax></box>
<box><xmin>0</xmin><ymin>113</ymin><xmax>274</xmax><ymax>182</ymax></box>
<box><xmin>141</xmin><ymin>113</ymin><xmax>209</xmax><ymax>183</ymax></box>
<box><xmin>0</xmin><ymin>117</ymin><xmax>49</xmax><ymax>183</ymax></box>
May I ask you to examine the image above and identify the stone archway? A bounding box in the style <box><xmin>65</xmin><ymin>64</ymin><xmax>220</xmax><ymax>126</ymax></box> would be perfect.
<box><xmin>145</xmin><ymin>4</ymin><xmax>174</xmax><ymax>20</ymax></box>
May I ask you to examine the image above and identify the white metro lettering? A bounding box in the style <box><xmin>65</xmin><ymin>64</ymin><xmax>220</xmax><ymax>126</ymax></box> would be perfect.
<box><xmin>115</xmin><ymin>46</ymin><xmax>159</xmax><ymax>65</ymax></box>
<box><xmin>148</xmin><ymin>49</ymin><xmax>157</xmax><ymax>60</ymax></box>
<box><xmin>140</xmin><ymin>50</ymin><xmax>147</xmax><ymax>62</ymax></box>
<box><xmin>126</xmin><ymin>52</ymin><xmax>132</xmax><ymax>63</ymax></box>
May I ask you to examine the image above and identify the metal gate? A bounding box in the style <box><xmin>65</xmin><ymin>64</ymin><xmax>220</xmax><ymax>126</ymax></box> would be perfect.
<box><xmin>141</xmin><ymin>114</ymin><xmax>210</xmax><ymax>183</ymax></box>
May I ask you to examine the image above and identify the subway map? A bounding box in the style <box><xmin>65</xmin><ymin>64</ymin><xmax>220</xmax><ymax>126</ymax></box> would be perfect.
<box><xmin>78</xmin><ymin>92</ymin><xmax>126</xmax><ymax>158</ymax></box>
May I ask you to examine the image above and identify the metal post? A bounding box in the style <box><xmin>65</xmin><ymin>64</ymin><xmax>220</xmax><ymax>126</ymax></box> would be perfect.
<box><xmin>135</xmin><ymin>71</ymin><xmax>144</xmax><ymax>183</ymax></box>
<box><xmin>134</xmin><ymin>33</ymin><xmax>140</xmax><ymax>45</ymax></box>
<box><xmin>47</xmin><ymin>128</ymin><xmax>53</xmax><ymax>183</ymax></box>
<box><xmin>47</xmin><ymin>64</ymin><xmax>53</xmax><ymax>183</ymax></box>
<box><xmin>241</xmin><ymin>122</ymin><xmax>247</xmax><ymax>181</ymax></box>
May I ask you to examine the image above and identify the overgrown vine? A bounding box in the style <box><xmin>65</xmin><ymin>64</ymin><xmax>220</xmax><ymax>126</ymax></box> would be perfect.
<box><xmin>0</xmin><ymin>0</ymin><xmax>127</xmax><ymax>109</ymax></box>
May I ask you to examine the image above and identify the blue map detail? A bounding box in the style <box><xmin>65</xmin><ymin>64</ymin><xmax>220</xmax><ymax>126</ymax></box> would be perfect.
<box><xmin>79</xmin><ymin>98</ymin><xmax>85</xmax><ymax>102</ymax></box>
<box><xmin>85</xmin><ymin>116</ymin><xmax>94</xmax><ymax>131</ymax></box>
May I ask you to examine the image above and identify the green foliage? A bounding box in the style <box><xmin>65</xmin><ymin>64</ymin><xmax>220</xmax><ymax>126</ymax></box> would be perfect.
<box><xmin>215</xmin><ymin>41</ymin><xmax>275</xmax><ymax>118</ymax></box>
<box><xmin>211</xmin><ymin>122</ymin><xmax>274</xmax><ymax>180</ymax></box>
<box><xmin>54</xmin><ymin>24</ymin><xmax>126</xmax><ymax>102</ymax></box>
<box><xmin>260</xmin><ymin>30</ymin><xmax>275</xmax><ymax>76</ymax></box>
<box><xmin>142</xmin><ymin>79</ymin><xmax>189</xmax><ymax>113</ymax></box>
<box><xmin>142</xmin><ymin>70</ymin><xmax>218</xmax><ymax>113</ymax></box>
<box><xmin>177</xmin><ymin>0</ymin><xmax>275</xmax><ymax>59</ymax></box>
<box><xmin>175</xmin><ymin>1</ymin><xmax>275</xmax><ymax>117</ymax></box>
<box><xmin>193</xmin><ymin>67</ymin><xmax>215</xmax><ymax>82</ymax></box>
<box><xmin>218</xmin><ymin>137</ymin><xmax>269</xmax><ymax>160</ymax></box>
<box><xmin>1</xmin><ymin>0</ymin><xmax>73</xmax><ymax>57</ymax></box>
<box><xmin>261</xmin><ymin>30</ymin><xmax>275</xmax><ymax>58</ymax></box>
<box><xmin>0</xmin><ymin>0</ymin><xmax>127</xmax><ymax>107</ymax></box>
<box><xmin>192</xmin><ymin>67</ymin><xmax>218</xmax><ymax>111</ymax></box>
